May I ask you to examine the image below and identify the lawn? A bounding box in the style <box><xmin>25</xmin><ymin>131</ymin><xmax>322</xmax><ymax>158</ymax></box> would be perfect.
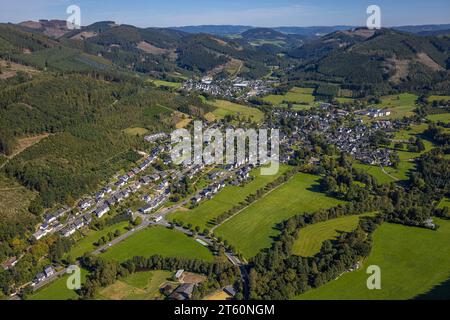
<box><xmin>101</xmin><ymin>226</ymin><xmax>214</xmax><ymax>262</ymax></box>
<box><xmin>263</xmin><ymin>87</ymin><xmax>317</xmax><ymax>107</ymax></box>
<box><xmin>292</xmin><ymin>213</ymin><xmax>374</xmax><ymax>257</ymax></box>
<box><xmin>168</xmin><ymin>165</ymin><xmax>290</xmax><ymax>230</ymax></box>
<box><xmin>214</xmin><ymin>173</ymin><xmax>345</xmax><ymax>258</ymax></box>
<box><xmin>122</xmin><ymin>127</ymin><xmax>149</xmax><ymax>136</ymax></box>
<box><xmin>67</xmin><ymin>221</ymin><xmax>131</xmax><ymax>259</ymax></box>
<box><xmin>97</xmin><ymin>270</ymin><xmax>173</xmax><ymax>300</ymax></box>
<box><xmin>210</xmin><ymin>99</ymin><xmax>264</xmax><ymax>123</ymax></box>
<box><xmin>29</xmin><ymin>269</ymin><xmax>88</xmax><ymax>300</ymax></box>
<box><xmin>296</xmin><ymin>219</ymin><xmax>450</xmax><ymax>300</ymax></box>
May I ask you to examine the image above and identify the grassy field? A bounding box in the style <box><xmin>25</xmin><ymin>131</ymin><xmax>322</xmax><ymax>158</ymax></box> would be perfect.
<box><xmin>214</xmin><ymin>173</ymin><xmax>345</xmax><ymax>258</ymax></box>
<box><xmin>353</xmin><ymin>163</ymin><xmax>397</xmax><ymax>184</ymax></box>
<box><xmin>29</xmin><ymin>269</ymin><xmax>88</xmax><ymax>300</ymax></box>
<box><xmin>168</xmin><ymin>165</ymin><xmax>290</xmax><ymax>230</ymax></box>
<box><xmin>296</xmin><ymin>219</ymin><xmax>450</xmax><ymax>300</ymax></box>
<box><xmin>380</xmin><ymin>93</ymin><xmax>418</xmax><ymax>119</ymax></box>
<box><xmin>209</xmin><ymin>99</ymin><xmax>264</xmax><ymax>123</ymax></box>
<box><xmin>122</xmin><ymin>127</ymin><xmax>149</xmax><ymax>136</ymax></box>
<box><xmin>67</xmin><ymin>221</ymin><xmax>131</xmax><ymax>259</ymax></box>
<box><xmin>427</xmin><ymin>95</ymin><xmax>450</xmax><ymax>103</ymax></box>
<box><xmin>97</xmin><ymin>270</ymin><xmax>173</xmax><ymax>300</ymax></box>
<box><xmin>152</xmin><ymin>80</ymin><xmax>182</xmax><ymax>89</ymax></box>
<box><xmin>101</xmin><ymin>226</ymin><xmax>214</xmax><ymax>262</ymax></box>
<box><xmin>263</xmin><ymin>87</ymin><xmax>317</xmax><ymax>107</ymax></box>
<box><xmin>427</xmin><ymin>112</ymin><xmax>450</xmax><ymax>124</ymax></box>
<box><xmin>438</xmin><ymin>198</ymin><xmax>450</xmax><ymax>209</ymax></box>
<box><xmin>292</xmin><ymin>214</ymin><xmax>374</xmax><ymax>257</ymax></box>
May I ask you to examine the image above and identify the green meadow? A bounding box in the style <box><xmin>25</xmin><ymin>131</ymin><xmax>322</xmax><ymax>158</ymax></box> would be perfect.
<box><xmin>427</xmin><ymin>112</ymin><xmax>450</xmax><ymax>124</ymax></box>
<box><xmin>97</xmin><ymin>270</ymin><xmax>173</xmax><ymax>300</ymax></box>
<box><xmin>210</xmin><ymin>99</ymin><xmax>264</xmax><ymax>123</ymax></box>
<box><xmin>29</xmin><ymin>269</ymin><xmax>88</xmax><ymax>300</ymax></box>
<box><xmin>168</xmin><ymin>165</ymin><xmax>290</xmax><ymax>230</ymax></box>
<box><xmin>296</xmin><ymin>219</ymin><xmax>450</xmax><ymax>300</ymax></box>
<box><xmin>67</xmin><ymin>221</ymin><xmax>131</xmax><ymax>259</ymax></box>
<box><xmin>292</xmin><ymin>213</ymin><xmax>374</xmax><ymax>257</ymax></box>
<box><xmin>380</xmin><ymin>93</ymin><xmax>418</xmax><ymax>119</ymax></box>
<box><xmin>214</xmin><ymin>173</ymin><xmax>344</xmax><ymax>258</ymax></box>
<box><xmin>263</xmin><ymin>87</ymin><xmax>317</xmax><ymax>108</ymax></box>
<box><xmin>101</xmin><ymin>226</ymin><xmax>214</xmax><ymax>262</ymax></box>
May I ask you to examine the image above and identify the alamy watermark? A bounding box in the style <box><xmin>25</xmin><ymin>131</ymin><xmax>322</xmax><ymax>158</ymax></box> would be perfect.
<box><xmin>66</xmin><ymin>5</ymin><xmax>81</xmax><ymax>30</ymax></box>
<box><xmin>367</xmin><ymin>5</ymin><xmax>381</xmax><ymax>30</ymax></box>
<box><xmin>366</xmin><ymin>265</ymin><xmax>381</xmax><ymax>290</ymax></box>
<box><xmin>171</xmin><ymin>122</ymin><xmax>280</xmax><ymax>175</ymax></box>
<box><xmin>66</xmin><ymin>265</ymin><xmax>81</xmax><ymax>290</ymax></box>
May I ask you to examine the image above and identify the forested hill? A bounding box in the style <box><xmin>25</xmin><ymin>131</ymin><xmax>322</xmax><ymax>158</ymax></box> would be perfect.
<box><xmin>287</xmin><ymin>28</ymin><xmax>450</xmax><ymax>95</ymax></box>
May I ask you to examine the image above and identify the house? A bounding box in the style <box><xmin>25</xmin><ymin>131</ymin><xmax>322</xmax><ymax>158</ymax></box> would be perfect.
<box><xmin>95</xmin><ymin>205</ymin><xmax>110</xmax><ymax>219</ymax></box>
<box><xmin>61</xmin><ymin>226</ymin><xmax>76</xmax><ymax>238</ymax></box>
<box><xmin>33</xmin><ymin>229</ymin><xmax>48</xmax><ymax>241</ymax></box>
<box><xmin>104</xmin><ymin>186</ymin><xmax>113</xmax><ymax>194</ymax></box>
<box><xmin>44</xmin><ymin>266</ymin><xmax>55</xmax><ymax>278</ymax></box>
<box><xmin>79</xmin><ymin>199</ymin><xmax>93</xmax><ymax>211</ymax></box>
<box><xmin>169</xmin><ymin>283</ymin><xmax>195</xmax><ymax>300</ymax></box>
<box><xmin>35</xmin><ymin>273</ymin><xmax>46</xmax><ymax>283</ymax></box>
<box><xmin>140</xmin><ymin>204</ymin><xmax>154</xmax><ymax>214</ymax></box>
<box><xmin>224</xmin><ymin>285</ymin><xmax>237</xmax><ymax>297</ymax></box>
<box><xmin>143</xmin><ymin>195</ymin><xmax>152</xmax><ymax>203</ymax></box>
<box><xmin>140</xmin><ymin>176</ymin><xmax>152</xmax><ymax>185</ymax></box>
<box><xmin>175</xmin><ymin>269</ymin><xmax>184</xmax><ymax>280</ymax></box>
<box><xmin>192</xmin><ymin>195</ymin><xmax>202</xmax><ymax>204</ymax></box>
<box><xmin>1</xmin><ymin>257</ymin><xmax>18</xmax><ymax>270</ymax></box>
<box><xmin>144</xmin><ymin>133</ymin><xmax>167</xmax><ymax>143</ymax></box>
<box><xmin>74</xmin><ymin>219</ymin><xmax>85</xmax><ymax>230</ymax></box>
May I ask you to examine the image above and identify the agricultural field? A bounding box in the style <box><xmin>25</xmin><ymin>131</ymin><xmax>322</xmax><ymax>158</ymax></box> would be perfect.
<box><xmin>380</xmin><ymin>93</ymin><xmax>418</xmax><ymax>119</ymax></box>
<box><xmin>263</xmin><ymin>87</ymin><xmax>317</xmax><ymax>108</ymax></box>
<box><xmin>296</xmin><ymin>219</ymin><xmax>450</xmax><ymax>300</ymax></box>
<box><xmin>209</xmin><ymin>99</ymin><xmax>264</xmax><ymax>123</ymax></box>
<box><xmin>292</xmin><ymin>213</ymin><xmax>374</xmax><ymax>257</ymax></box>
<box><xmin>122</xmin><ymin>127</ymin><xmax>149</xmax><ymax>136</ymax></box>
<box><xmin>29</xmin><ymin>269</ymin><xmax>88</xmax><ymax>300</ymax></box>
<box><xmin>97</xmin><ymin>270</ymin><xmax>173</xmax><ymax>300</ymax></box>
<box><xmin>101</xmin><ymin>226</ymin><xmax>214</xmax><ymax>262</ymax></box>
<box><xmin>151</xmin><ymin>80</ymin><xmax>182</xmax><ymax>89</ymax></box>
<box><xmin>168</xmin><ymin>165</ymin><xmax>290</xmax><ymax>230</ymax></box>
<box><xmin>214</xmin><ymin>173</ymin><xmax>345</xmax><ymax>258</ymax></box>
<box><xmin>353</xmin><ymin>163</ymin><xmax>396</xmax><ymax>184</ymax></box>
<box><xmin>427</xmin><ymin>95</ymin><xmax>450</xmax><ymax>103</ymax></box>
<box><xmin>67</xmin><ymin>221</ymin><xmax>131</xmax><ymax>259</ymax></box>
<box><xmin>427</xmin><ymin>112</ymin><xmax>450</xmax><ymax>124</ymax></box>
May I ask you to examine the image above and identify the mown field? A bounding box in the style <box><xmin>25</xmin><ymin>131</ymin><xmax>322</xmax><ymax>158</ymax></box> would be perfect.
<box><xmin>67</xmin><ymin>221</ymin><xmax>131</xmax><ymax>259</ymax></box>
<box><xmin>29</xmin><ymin>269</ymin><xmax>88</xmax><ymax>300</ymax></box>
<box><xmin>263</xmin><ymin>87</ymin><xmax>317</xmax><ymax>109</ymax></box>
<box><xmin>296</xmin><ymin>219</ymin><xmax>450</xmax><ymax>300</ymax></box>
<box><xmin>96</xmin><ymin>270</ymin><xmax>173</xmax><ymax>300</ymax></box>
<box><xmin>292</xmin><ymin>213</ymin><xmax>374</xmax><ymax>257</ymax></box>
<box><xmin>214</xmin><ymin>173</ymin><xmax>344</xmax><ymax>258</ymax></box>
<box><xmin>101</xmin><ymin>226</ymin><xmax>214</xmax><ymax>262</ymax></box>
<box><xmin>209</xmin><ymin>99</ymin><xmax>264</xmax><ymax>123</ymax></box>
<box><xmin>168</xmin><ymin>165</ymin><xmax>290</xmax><ymax>230</ymax></box>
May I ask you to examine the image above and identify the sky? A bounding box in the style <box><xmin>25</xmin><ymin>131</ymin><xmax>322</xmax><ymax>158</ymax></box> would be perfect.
<box><xmin>0</xmin><ymin>0</ymin><xmax>449</xmax><ymax>28</ymax></box>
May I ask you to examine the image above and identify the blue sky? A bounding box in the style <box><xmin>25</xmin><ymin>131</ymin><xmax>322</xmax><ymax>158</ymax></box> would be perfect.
<box><xmin>1</xmin><ymin>0</ymin><xmax>449</xmax><ymax>27</ymax></box>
